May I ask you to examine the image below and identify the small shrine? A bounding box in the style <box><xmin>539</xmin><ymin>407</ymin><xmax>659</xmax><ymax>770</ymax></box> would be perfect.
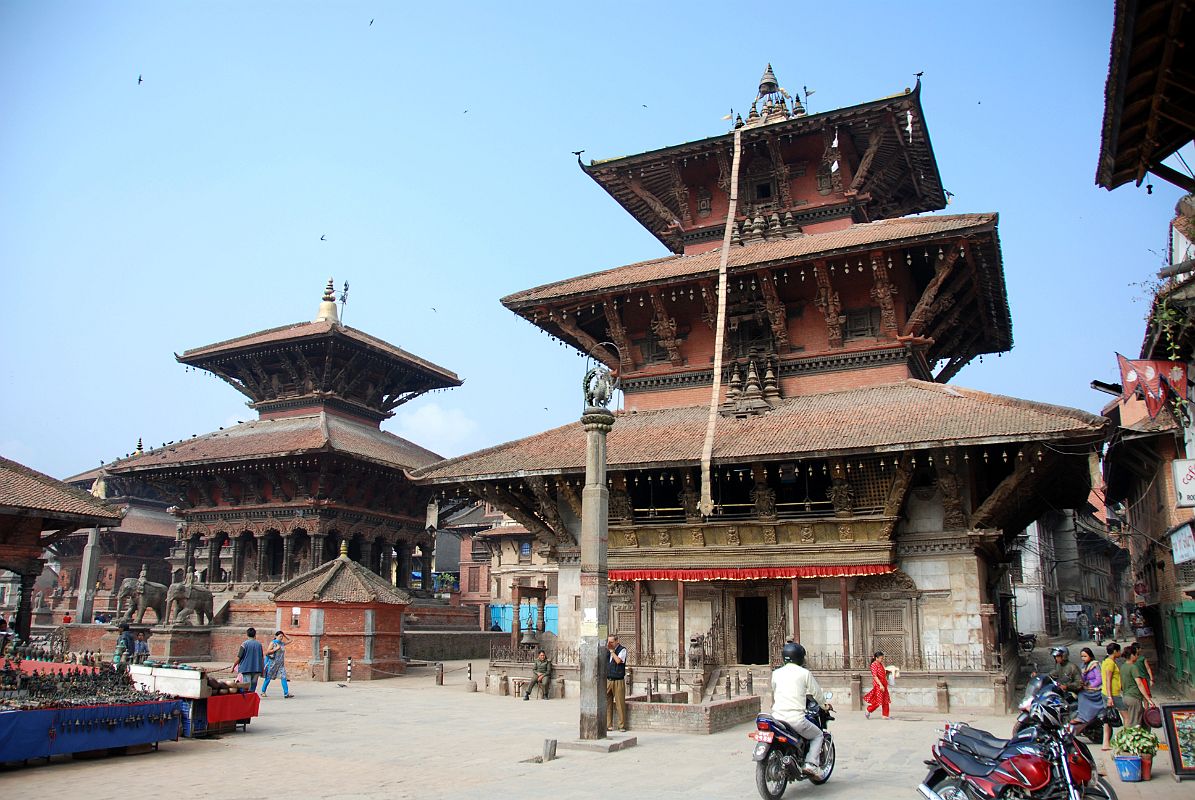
<box><xmin>270</xmin><ymin>541</ymin><xmax>412</xmax><ymax>681</ymax></box>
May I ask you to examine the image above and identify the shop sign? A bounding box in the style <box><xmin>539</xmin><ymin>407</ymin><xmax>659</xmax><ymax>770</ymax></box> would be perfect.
<box><xmin>1172</xmin><ymin>522</ymin><xmax>1195</xmax><ymax>566</ymax></box>
<box><xmin>1174</xmin><ymin>459</ymin><xmax>1195</xmax><ymax>507</ymax></box>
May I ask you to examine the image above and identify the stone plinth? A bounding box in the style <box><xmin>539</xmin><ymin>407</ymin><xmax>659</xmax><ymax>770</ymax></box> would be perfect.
<box><xmin>625</xmin><ymin>694</ymin><xmax>761</xmax><ymax>734</ymax></box>
<box><xmin>149</xmin><ymin>625</ymin><xmax>213</xmax><ymax>662</ymax></box>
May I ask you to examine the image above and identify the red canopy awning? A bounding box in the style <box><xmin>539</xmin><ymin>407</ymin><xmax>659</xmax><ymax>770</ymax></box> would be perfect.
<box><xmin>609</xmin><ymin>564</ymin><xmax>893</xmax><ymax>582</ymax></box>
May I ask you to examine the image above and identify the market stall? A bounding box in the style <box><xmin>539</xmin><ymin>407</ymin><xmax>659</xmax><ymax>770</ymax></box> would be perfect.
<box><xmin>129</xmin><ymin>663</ymin><xmax>259</xmax><ymax>736</ymax></box>
<box><xmin>1</xmin><ymin>657</ymin><xmax>182</xmax><ymax>764</ymax></box>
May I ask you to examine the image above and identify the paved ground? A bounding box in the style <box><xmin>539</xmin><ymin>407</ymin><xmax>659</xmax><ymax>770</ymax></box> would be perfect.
<box><xmin>3</xmin><ymin>659</ymin><xmax>1189</xmax><ymax>799</ymax></box>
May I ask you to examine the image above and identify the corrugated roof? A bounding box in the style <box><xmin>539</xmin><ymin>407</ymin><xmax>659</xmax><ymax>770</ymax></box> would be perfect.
<box><xmin>0</xmin><ymin>456</ymin><xmax>124</xmax><ymax>525</ymax></box>
<box><xmin>107</xmin><ymin>412</ymin><xmax>443</xmax><ymax>473</ymax></box>
<box><xmin>502</xmin><ymin>214</ymin><xmax>998</xmax><ymax>307</ymax></box>
<box><xmin>413</xmin><ymin>380</ymin><xmax>1106</xmax><ymax>481</ymax></box>
<box><xmin>271</xmin><ymin>553</ymin><xmax>412</xmax><ymax>605</ymax></box>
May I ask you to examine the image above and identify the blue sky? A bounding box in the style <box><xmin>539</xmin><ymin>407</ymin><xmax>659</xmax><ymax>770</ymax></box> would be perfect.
<box><xmin>0</xmin><ymin>1</ymin><xmax>1189</xmax><ymax>479</ymax></box>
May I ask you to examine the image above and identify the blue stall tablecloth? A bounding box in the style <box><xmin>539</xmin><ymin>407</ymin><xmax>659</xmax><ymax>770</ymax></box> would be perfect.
<box><xmin>0</xmin><ymin>700</ymin><xmax>183</xmax><ymax>762</ymax></box>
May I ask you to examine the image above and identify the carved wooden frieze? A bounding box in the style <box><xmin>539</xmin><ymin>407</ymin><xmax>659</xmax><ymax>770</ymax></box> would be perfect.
<box><xmin>690</xmin><ymin>527</ymin><xmax>705</xmax><ymax>547</ymax></box>
<box><xmin>603</xmin><ymin>300</ymin><xmax>635</xmax><ymax>373</ymax></box>
<box><xmin>812</xmin><ymin>261</ymin><xmax>844</xmax><ymax>348</ymax></box>
<box><xmin>669</xmin><ymin>160</ymin><xmax>692</xmax><ymax>227</ymax></box>
<box><xmin>763</xmin><ymin>525</ymin><xmax>777</xmax><ymax>545</ymax></box>
<box><xmin>726</xmin><ymin>527</ymin><xmax>741</xmax><ymax>546</ymax></box>
<box><xmin>649</xmin><ymin>290</ymin><xmax>684</xmax><ymax>365</ymax></box>
<box><xmin>869</xmin><ymin>251</ymin><xmax>899</xmax><ymax>335</ymax></box>
<box><xmin>799</xmin><ymin>524</ymin><xmax>815</xmax><ymax>543</ymax></box>
<box><xmin>624</xmin><ymin>530</ymin><xmax>639</xmax><ymax>547</ymax></box>
<box><xmin>659</xmin><ymin>529</ymin><xmax>672</xmax><ymax>547</ymax></box>
<box><xmin>758</xmin><ymin>271</ymin><xmax>790</xmax><ymax>352</ymax></box>
<box><xmin>764</xmin><ymin>133</ymin><xmax>793</xmax><ymax>208</ymax></box>
<box><xmin>838</xmin><ymin>523</ymin><xmax>854</xmax><ymax>541</ymax></box>
<box><xmin>935</xmin><ymin>452</ymin><xmax>969</xmax><ymax>530</ymax></box>
<box><xmin>828</xmin><ymin>478</ymin><xmax>854</xmax><ymax>516</ymax></box>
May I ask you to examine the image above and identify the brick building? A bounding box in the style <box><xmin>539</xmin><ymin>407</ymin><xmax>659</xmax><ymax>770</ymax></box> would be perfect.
<box><xmin>414</xmin><ymin>66</ymin><xmax>1107</xmax><ymax>709</ymax></box>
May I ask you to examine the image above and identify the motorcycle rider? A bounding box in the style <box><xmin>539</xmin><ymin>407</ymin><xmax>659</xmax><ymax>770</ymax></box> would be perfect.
<box><xmin>770</xmin><ymin>641</ymin><xmax>825</xmax><ymax>778</ymax></box>
<box><xmin>1045</xmin><ymin>646</ymin><xmax>1082</xmax><ymax>694</ymax></box>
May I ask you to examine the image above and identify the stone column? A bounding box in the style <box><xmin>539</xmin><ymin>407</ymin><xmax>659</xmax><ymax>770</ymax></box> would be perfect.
<box><xmin>16</xmin><ymin>570</ymin><xmax>38</xmax><ymax>640</ymax></box>
<box><xmin>536</xmin><ymin>595</ymin><xmax>546</xmax><ymax>634</ymax></box>
<box><xmin>311</xmin><ymin>534</ymin><xmax>326</xmax><ymax>568</ymax></box>
<box><xmin>677</xmin><ymin>579</ymin><xmax>686</xmax><ymax>667</ymax></box>
<box><xmin>183</xmin><ymin>535</ymin><xmax>196</xmax><ymax>575</ymax></box>
<box><xmin>379</xmin><ymin>540</ymin><xmax>393</xmax><ymax>583</ymax></box>
<box><xmin>74</xmin><ymin>527</ymin><xmax>102</xmax><ymax>622</ymax></box>
<box><xmin>282</xmin><ymin>533</ymin><xmax>294</xmax><ymax>581</ymax></box>
<box><xmin>791</xmin><ymin>577</ymin><xmax>800</xmax><ymax>642</ymax></box>
<box><xmin>839</xmin><ymin>576</ymin><xmax>850</xmax><ymax>668</ymax></box>
<box><xmin>510</xmin><ymin>584</ymin><xmax>522</xmax><ymax>650</ymax></box>
<box><xmin>633</xmin><ymin>580</ymin><xmax>642</xmax><ymax>659</ymax></box>
<box><xmin>579</xmin><ymin>402</ymin><xmax>615</xmax><ymax>740</ymax></box>
<box><xmin>420</xmin><ymin>552</ymin><xmax>432</xmax><ymax>592</ymax></box>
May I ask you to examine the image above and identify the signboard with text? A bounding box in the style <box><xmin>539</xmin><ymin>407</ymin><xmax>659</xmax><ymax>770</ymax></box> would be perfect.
<box><xmin>1174</xmin><ymin>460</ymin><xmax>1195</xmax><ymax>507</ymax></box>
<box><xmin>1173</xmin><ymin>522</ymin><xmax>1195</xmax><ymax>566</ymax></box>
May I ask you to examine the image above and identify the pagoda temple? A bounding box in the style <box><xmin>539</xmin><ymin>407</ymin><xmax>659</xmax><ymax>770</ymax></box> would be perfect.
<box><xmin>104</xmin><ymin>281</ymin><xmax>461</xmax><ymax>599</ymax></box>
<box><xmin>414</xmin><ymin>67</ymin><xmax>1107</xmax><ymax>708</ymax></box>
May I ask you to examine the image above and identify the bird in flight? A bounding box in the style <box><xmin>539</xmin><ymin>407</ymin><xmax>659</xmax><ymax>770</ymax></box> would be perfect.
<box><xmin>320</xmin><ymin>234</ymin><xmax>326</xmax><ymax>241</ymax></box>
<box><xmin>369</xmin><ymin>19</ymin><xmax>374</xmax><ymax>26</ymax></box>
<box><xmin>430</xmin><ymin>307</ymin><xmax>437</xmax><ymax>313</ymax></box>
<box><xmin>641</xmin><ymin>104</ymin><xmax>648</xmax><ymax>108</ymax></box>
<box><xmin>137</xmin><ymin>74</ymin><xmax>143</xmax><ymax>85</ymax></box>
<box><xmin>463</xmin><ymin>109</ymin><xmax>469</xmax><ymax>114</ymax></box>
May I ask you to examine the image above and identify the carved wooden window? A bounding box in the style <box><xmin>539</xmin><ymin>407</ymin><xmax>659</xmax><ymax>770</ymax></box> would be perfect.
<box><xmin>1010</xmin><ymin>556</ymin><xmax>1024</xmax><ymax>584</ymax></box>
<box><xmin>518</xmin><ymin>541</ymin><xmax>532</xmax><ymax>564</ymax></box>
<box><xmin>869</xmin><ymin>606</ymin><xmax>908</xmax><ymax>667</ymax></box>
<box><xmin>844</xmin><ymin>308</ymin><xmax>880</xmax><ymax>340</ymax></box>
<box><xmin>547</xmin><ymin>573</ymin><xmax>558</xmax><ymax>598</ymax></box>
<box><xmin>467</xmin><ymin>567</ymin><xmax>480</xmax><ymax>593</ymax></box>
<box><xmin>632</xmin><ymin>335</ymin><xmax>669</xmax><ymax>365</ymax></box>
<box><xmin>613</xmin><ymin>608</ymin><xmax>637</xmax><ymax>637</ymax></box>
<box><xmin>752</xmin><ymin>180</ymin><xmax>776</xmax><ymax>204</ymax></box>
<box><xmin>471</xmin><ymin>540</ymin><xmax>489</xmax><ymax>562</ymax></box>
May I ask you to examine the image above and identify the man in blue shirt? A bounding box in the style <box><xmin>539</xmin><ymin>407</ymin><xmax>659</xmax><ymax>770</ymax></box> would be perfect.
<box><xmin>233</xmin><ymin>627</ymin><xmax>265</xmax><ymax>690</ymax></box>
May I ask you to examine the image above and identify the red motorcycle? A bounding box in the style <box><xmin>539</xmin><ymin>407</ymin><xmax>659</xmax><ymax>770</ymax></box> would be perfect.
<box><xmin>917</xmin><ymin>678</ymin><xmax>1117</xmax><ymax>800</ymax></box>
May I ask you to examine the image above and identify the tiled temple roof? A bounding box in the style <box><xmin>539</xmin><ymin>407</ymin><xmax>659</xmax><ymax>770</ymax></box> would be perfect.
<box><xmin>502</xmin><ymin>214</ymin><xmax>998</xmax><ymax>308</ymax></box>
<box><xmin>413</xmin><ymin>380</ymin><xmax>1107</xmax><ymax>481</ymax></box>
<box><xmin>271</xmin><ymin>551</ymin><xmax>412</xmax><ymax>605</ymax></box>
<box><xmin>0</xmin><ymin>456</ymin><xmax>123</xmax><ymax>525</ymax></box>
<box><xmin>179</xmin><ymin>319</ymin><xmax>460</xmax><ymax>386</ymax></box>
<box><xmin>107</xmin><ymin>412</ymin><xmax>443</xmax><ymax>474</ymax></box>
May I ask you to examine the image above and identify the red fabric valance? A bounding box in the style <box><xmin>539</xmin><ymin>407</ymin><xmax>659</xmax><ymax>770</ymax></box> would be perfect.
<box><xmin>609</xmin><ymin>564</ymin><xmax>893</xmax><ymax>582</ymax></box>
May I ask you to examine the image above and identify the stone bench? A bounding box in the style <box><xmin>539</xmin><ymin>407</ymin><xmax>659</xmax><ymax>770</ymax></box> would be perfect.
<box><xmin>510</xmin><ymin>675</ymin><xmax>564</xmax><ymax>699</ymax></box>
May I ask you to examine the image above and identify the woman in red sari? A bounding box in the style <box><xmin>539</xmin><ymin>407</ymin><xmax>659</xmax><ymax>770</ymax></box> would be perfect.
<box><xmin>864</xmin><ymin>651</ymin><xmax>890</xmax><ymax>719</ymax></box>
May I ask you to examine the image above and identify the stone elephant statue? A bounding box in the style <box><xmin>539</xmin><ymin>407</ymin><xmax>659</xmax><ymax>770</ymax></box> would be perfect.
<box><xmin>166</xmin><ymin>582</ymin><xmax>214</xmax><ymax>626</ymax></box>
<box><xmin>114</xmin><ymin>578</ymin><xmax>169</xmax><ymax>624</ymax></box>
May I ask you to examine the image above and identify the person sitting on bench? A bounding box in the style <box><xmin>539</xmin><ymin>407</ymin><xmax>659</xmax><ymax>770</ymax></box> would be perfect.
<box><xmin>524</xmin><ymin>649</ymin><xmax>553</xmax><ymax>700</ymax></box>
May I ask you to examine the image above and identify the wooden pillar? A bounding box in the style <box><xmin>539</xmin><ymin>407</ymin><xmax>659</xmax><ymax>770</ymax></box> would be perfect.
<box><xmin>633</xmin><ymin>580</ymin><xmax>642</xmax><ymax>659</ymax></box>
<box><xmin>15</xmin><ymin>571</ymin><xmax>37</xmax><ymax>640</ymax></box>
<box><xmin>791</xmin><ymin>577</ymin><xmax>800</xmax><ymax>643</ymax></box>
<box><xmin>536</xmin><ymin>595</ymin><xmax>546</xmax><ymax>634</ymax></box>
<box><xmin>230</xmin><ymin>536</ymin><xmax>242</xmax><ymax>582</ymax></box>
<box><xmin>209</xmin><ymin>535</ymin><xmax>222</xmax><ymax>584</ymax></box>
<box><xmin>279</xmin><ymin>533</ymin><xmax>292</xmax><ymax>581</ymax></box>
<box><xmin>677</xmin><ymin>579</ymin><xmax>686</xmax><ymax>666</ymax></box>
<box><xmin>255</xmin><ymin>535</ymin><xmax>267</xmax><ymax>583</ymax></box>
<box><xmin>839</xmin><ymin>576</ymin><xmax>850</xmax><ymax>668</ymax></box>
<box><xmin>311</xmin><ymin>534</ymin><xmax>326</xmax><ymax>568</ymax></box>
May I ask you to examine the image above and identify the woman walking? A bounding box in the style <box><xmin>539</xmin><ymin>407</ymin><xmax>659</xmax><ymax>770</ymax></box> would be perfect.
<box><xmin>1072</xmin><ymin>647</ymin><xmax>1104</xmax><ymax>739</ymax></box>
<box><xmin>864</xmin><ymin>651</ymin><xmax>890</xmax><ymax>719</ymax></box>
<box><xmin>260</xmin><ymin>630</ymin><xmax>294</xmax><ymax>698</ymax></box>
<box><xmin>1100</xmin><ymin>642</ymin><xmax>1124</xmax><ymax>750</ymax></box>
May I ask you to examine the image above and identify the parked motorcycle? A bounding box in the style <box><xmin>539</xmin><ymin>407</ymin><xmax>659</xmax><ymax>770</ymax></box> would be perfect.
<box><xmin>917</xmin><ymin>677</ymin><xmax>1117</xmax><ymax>800</ymax></box>
<box><xmin>1018</xmin><ymin>632</ymin><xmax>1038</xmax><ymax>652</ymax></box>
<box><xmin>751</xmin><ymin>691</ymin><xmax>836</xmax><ymax>799</ymax></box>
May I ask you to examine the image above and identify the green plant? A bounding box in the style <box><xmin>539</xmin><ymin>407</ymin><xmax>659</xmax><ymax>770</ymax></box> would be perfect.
<box><xmin>1110</xmin><ymin>725</ymin><xmax>1160</xmax><ymax>757</ymax></box>
<box><xmin>432</xmin><ymin>572</ymin><xmax>459</xmax><ymax>592</ymax></box>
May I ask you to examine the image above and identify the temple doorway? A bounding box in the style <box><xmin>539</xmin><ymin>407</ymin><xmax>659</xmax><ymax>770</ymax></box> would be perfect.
<box><xmin>736</xmin><ymin>596</ymin><xmax>769</xmax><ymax>664</ymax></box>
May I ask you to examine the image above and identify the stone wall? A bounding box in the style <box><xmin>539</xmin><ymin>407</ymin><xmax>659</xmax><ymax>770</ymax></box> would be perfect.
<box><xmin>625</xmin><ymin>694</ymin><xmax>761</xmax><ymax>733</ymax></box>
<box><xmin>403</xmin><ymin>630</ymin><xmax>506</xmax><ymax>661</ymax></box>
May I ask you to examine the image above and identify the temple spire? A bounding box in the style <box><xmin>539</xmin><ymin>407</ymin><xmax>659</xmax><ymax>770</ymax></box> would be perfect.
<box><xmin>758</xmin><ymin>63</ymin><xmax>779</xmax><ymax>98</ymax></box>
<box><xmin>315</xmin><ymin>278</ymin><xmax>340</xmax><ymax>324</ymax></box>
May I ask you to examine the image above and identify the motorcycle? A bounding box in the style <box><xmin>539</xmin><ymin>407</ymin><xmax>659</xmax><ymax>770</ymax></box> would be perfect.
<box><xmin>917</xmin><ymin>677</ymin><xmax>1117</xmax><ymax>800</ymax></box>
<box><xmin>751</xmin><ymin>691</ymin><xmax>836</xmax><ymax>799</ymax></box>
<box><xmin>1018</xmin><ymin>633</ymin><xmax>1038</xmax><ymax>652</ymax></box>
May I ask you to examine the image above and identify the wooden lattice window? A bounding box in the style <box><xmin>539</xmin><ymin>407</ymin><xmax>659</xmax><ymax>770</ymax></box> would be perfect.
<box><xmin>613</xmin><ymin>608</ymin><xmax>637</xmax><ymax>637</ymax></box>
<box><xmin>467</xmin><ymin>567</ymin><xmax>479</xmax><ymax>593</ymax></box>
<box><xmin>844</xmin><ymin>308</ymin><xmax>880</xmax><ymax>340</ymax></box>
<box><xmin>869</xmin><ymin>606</ymin><xmax>907</xmax><ymax>667</ymax></box>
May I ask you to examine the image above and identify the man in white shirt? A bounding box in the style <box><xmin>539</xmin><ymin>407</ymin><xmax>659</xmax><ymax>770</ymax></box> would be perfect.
<box><xmin>770</xmin><ymin>641</ymin><xmax>824</xmax><ymax>777</ymax></box>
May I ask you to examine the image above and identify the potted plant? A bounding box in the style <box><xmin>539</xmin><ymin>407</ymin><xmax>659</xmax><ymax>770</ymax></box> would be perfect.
<box><xmin>1110</xmin><ymin>725</ymin><xmax>1160</xmax><ymax>781</ymax></box>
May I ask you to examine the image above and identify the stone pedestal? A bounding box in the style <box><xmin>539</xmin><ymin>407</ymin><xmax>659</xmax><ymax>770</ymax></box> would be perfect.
<box><xmin>147</xmin><ymin>626</ymin><xmax>213</xmax><ymax>663</ymax></box>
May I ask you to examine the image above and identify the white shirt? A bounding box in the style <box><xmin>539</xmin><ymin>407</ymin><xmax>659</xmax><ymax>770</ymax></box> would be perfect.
<box><xmin>770</xmin><ymin>663</ymin><xmax>823</xmax><ymax>723</ymax></box>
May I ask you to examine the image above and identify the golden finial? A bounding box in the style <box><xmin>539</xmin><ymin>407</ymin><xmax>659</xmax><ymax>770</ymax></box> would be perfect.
<box><xmin>339</xmin><ymin>540</ymin><xmax>349</xmax><ymax>559</ymax></box>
